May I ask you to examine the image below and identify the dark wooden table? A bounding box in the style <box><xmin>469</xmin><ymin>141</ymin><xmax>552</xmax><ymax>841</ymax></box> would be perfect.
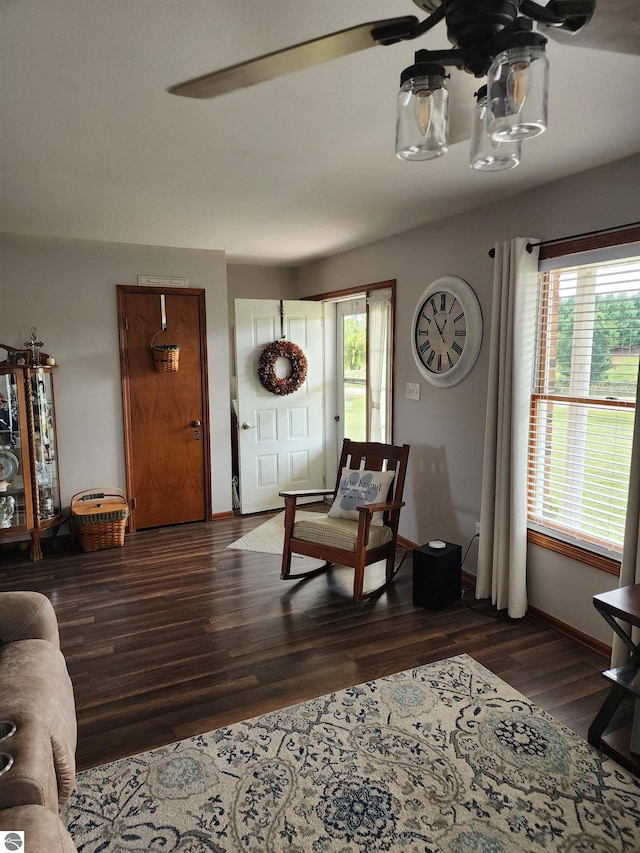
<box><xmin>588</xmin><ymin>584</ymin><xmax>640</xmax><ymax>775</ymax></box>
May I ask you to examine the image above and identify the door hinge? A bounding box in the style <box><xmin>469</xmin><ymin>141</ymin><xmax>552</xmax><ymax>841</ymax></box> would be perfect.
<box><xmin>124</xmin><ymin>316</ymin><xmax>129</xmax><ymax>331</ymax></box>
<box><xmin>131</xmin><ymin>497</ymin><xmax>136</xmax><ymax>510</ymax></box>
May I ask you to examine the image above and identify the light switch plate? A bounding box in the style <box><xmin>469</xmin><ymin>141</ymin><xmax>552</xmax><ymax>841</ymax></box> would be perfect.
<box><xmin>406</xmin><ymin>382</ymin><xmax>420</xmax><ymax>401</ymax></box>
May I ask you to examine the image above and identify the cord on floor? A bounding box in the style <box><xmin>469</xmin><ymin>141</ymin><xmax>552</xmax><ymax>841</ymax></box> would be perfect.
<box><xmin>461</xmin><ymin>531</ymin><xmax>508</xmax><ymax>620</ymax></box>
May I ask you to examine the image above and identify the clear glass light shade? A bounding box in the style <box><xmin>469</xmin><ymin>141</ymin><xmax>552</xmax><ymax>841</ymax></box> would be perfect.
<box><xmin>396</xmin><ymin>74</ymin><xmax>448</xmax><ymax>160</ymax></box>
<box><xmin>470</xmin><ymin>90</ymin><xmax>521</xmax><ymax>171</ymax></box>
<box><xmin>487</xmin><ymin>44</ymin><xmax>548</xmax><ymax>141</ymax></box>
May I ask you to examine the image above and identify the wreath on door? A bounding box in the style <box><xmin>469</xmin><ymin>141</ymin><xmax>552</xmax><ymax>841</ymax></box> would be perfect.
<box><xmin>258</xmin><ymin>340</ymin><xmax>308</xmax><ymax>396</ymax></box>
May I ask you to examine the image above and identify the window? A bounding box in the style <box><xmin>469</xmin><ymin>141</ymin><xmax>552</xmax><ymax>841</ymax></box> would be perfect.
<box><xmin>528</xmin><ymin>242</ymin><xmax>640</xmax><ymax>566</ymax></box>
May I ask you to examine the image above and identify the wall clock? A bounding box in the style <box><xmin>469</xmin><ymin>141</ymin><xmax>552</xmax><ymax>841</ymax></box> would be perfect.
<box><xmin>411</xmin><ymin>276</ymin><xmax>483</xmax><ymax>388</ymax></box>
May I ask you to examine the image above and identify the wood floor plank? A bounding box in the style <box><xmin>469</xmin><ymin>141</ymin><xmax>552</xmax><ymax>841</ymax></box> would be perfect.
<box><xmin>0</xmin><ymin>515</ymin><xmax>613</xmax><ymax>771</ymax></box>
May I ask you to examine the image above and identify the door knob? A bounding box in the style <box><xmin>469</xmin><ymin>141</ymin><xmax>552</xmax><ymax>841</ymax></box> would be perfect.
<box><xmin>191</xmin><ymin>420</ymin><xmax>202</xmax><ymax>427</ymax></box>
<box><xmin>241</xmin><ymin>422</ymin><xmax>256</xmax><ymax>430</ymax></box>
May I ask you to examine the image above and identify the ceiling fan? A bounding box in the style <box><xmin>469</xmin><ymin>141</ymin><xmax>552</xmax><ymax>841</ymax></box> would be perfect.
<box><xmin>168</xmin><ymin>1</ymin><xmax>639</xmax><ymax>170</ymax></box>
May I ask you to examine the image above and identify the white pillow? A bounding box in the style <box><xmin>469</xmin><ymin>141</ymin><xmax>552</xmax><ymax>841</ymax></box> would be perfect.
<box><xmin>328</xmin><ymin>467</ymin><xmax>396</xmax><ymax>525</ymax></box>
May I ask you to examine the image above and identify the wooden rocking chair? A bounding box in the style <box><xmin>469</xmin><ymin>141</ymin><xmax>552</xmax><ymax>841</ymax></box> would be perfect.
<box><xmin>279</xmin><ymin>439</ymin><xmax>410</xmax><ymax>601</ymax></box>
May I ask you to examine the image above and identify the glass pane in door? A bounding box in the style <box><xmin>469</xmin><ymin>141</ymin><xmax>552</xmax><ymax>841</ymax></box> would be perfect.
<box><xmin>341</xmin><ymin>302</ymin><xmax>367</xmax><ymax>441</ymax></box>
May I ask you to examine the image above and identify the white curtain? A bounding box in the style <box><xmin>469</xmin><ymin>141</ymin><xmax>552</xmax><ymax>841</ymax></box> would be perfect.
<box><xmin>476</xmin><ymin>237</ymin><xmax>540</xmax><ymax>618</ymax></box>
<box><xmin>368</xmin><ymin>290</ymin><xmax>392</xmax><ymax>443</ymax></box>
<box><xmin>612</xmin><ymin>360</ymin><xmax>640</xmax><ymax>667</ymax></box>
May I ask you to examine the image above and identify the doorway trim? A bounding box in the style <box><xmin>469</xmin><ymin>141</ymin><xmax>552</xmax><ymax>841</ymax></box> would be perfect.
<box><xmin>117</xmin><ymin>284</ymin><xmax>212</xmax><ymax>532</ymax></box>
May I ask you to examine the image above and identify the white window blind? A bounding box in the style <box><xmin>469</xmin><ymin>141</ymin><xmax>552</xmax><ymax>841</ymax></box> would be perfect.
<box><xmin>528</xmin><ymin>254</ymin><xmax>640</xmax><ymax>558</ymax></box>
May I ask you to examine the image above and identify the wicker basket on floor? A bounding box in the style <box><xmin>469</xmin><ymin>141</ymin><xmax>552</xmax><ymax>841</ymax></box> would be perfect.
<box><xmin>71</xmin><ymin>488</ymin><xmax>129</xmax><ymax>552</ymax></box>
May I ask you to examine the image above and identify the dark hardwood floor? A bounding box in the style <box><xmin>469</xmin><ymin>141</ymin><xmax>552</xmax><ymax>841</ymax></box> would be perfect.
<box><xmin>0</xmin><ymin>512</ymin><xmax>614</xmax><ymax>772</ymax></box>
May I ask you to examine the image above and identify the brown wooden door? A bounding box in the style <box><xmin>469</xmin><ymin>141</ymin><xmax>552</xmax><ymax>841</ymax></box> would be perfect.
<box><xmin>118</xmin><ymin>286</ymin><xmax>210</xmax><ymax>531</ymax></box>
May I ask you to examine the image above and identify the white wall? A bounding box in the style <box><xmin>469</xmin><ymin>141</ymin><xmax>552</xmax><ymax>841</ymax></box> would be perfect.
<box><xmin>296</xmin><ymin>154</ymin><xmax>640</xmax><ymax>645</ymax></box>
<box><xmin>0</xmin><ymin>233</ymin><xmax>232</xmax><ymax>517</ymax></box>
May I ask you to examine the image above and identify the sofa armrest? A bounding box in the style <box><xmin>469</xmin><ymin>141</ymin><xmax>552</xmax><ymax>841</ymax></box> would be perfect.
<box><xmin>0</xmin><ymin>805</ymin><xmax>77</xmax><ymax>853</ymax></box>
<box><xmin>0</xmin><ymin>716</ymin><xmax>59</xmax><ymax>812</ymax></box>
<box><xmin>0</xmin><ymin>639</ymin><xmax>77</xmax><ymax>808</ymax></box>
<box><xmin>0</xmin><ymin>593</ymin><xmax>60</xmax><ymax>649</ymax></box>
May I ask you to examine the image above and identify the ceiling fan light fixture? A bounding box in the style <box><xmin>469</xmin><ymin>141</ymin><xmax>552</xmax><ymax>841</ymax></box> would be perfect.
<box><xmin>167</xmin><ymin>0</ymin><xmax>607</xmax><ymax>175</ymax></box>
<box><xmin>487</xmin><ymin>41</ymin><xmax>549</xmax><ymax>141</ymax></box>
<box><xmin>470</xmin><ymin>85</ymin><xmax>521</xmax><ymax>171</ymax></box>
<box><xmin>396</xmin><ymin>61</ymin><xmax>448</xmax><ymax>160</ymax></box>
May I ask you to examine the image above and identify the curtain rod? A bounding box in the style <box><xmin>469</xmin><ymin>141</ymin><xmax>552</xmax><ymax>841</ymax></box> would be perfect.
<box><xmin>487</xmin><ymin>221</ymin><xmax>640</xmax><ymax>258</ymax></box>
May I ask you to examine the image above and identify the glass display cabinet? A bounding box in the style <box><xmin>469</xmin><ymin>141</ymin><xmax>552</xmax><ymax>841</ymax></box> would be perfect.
<box><xmin>0</xmin><ymin>343</ymin><xmax>61</xmax><ymax>560</ymax></box>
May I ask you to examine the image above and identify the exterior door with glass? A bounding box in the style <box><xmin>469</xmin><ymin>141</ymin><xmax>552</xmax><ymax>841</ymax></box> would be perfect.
<box><xmin>336</xmin><ymin>289</ymin><xmax>393</xmax><ymax>446</ymax></box>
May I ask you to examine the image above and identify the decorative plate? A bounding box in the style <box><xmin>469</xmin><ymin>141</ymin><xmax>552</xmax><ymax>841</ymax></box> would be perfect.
<box><xmin>0</xmin><ymin>450</ymin><xmax>19</xmax><ymax>483</ymax></box>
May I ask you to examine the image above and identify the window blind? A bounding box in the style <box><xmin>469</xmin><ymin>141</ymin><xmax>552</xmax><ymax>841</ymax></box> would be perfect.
<box><xmin>528</xmin><ymin>255</ymin><xmax>640</xmax><ymax>557</ymax></box>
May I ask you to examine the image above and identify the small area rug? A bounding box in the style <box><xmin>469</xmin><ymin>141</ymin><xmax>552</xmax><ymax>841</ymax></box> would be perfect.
<box><xmin>227</xmin><ymin>509</ymin><xmax>326</xmax><ymax>570</ymax></box>
<box><xmin>65</xmin><ymin>654</ymin><xmax>640</xmax><ymax>852</ymax></box>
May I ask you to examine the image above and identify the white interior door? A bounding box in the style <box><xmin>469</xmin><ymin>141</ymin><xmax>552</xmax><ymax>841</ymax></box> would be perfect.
<box><xmin>235</xmin><ymin>299</ymin><xmax>325</xmax><ymax>514</ymax></box>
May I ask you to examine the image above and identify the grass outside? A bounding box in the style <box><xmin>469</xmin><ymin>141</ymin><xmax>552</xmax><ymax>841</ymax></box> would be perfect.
<box><xmin>605</xmin><ymin>353</ymin><xmax>639</xmax><ymax>400</ymax></box>
<box><xmin>533</xmin><ymin>404</ymin><xmax>633</xmax><ymax>546</ymax></box>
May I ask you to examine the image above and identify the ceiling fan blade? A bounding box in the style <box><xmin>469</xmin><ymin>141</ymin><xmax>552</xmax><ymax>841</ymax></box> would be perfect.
<box><xmin>541</xmin><ymin>0</ymin><xmax>640</xmax><ymax>56</ymax></box>
<box><xmin>168</xmin><ymin>16</ymin><xmax>419</xmax><ymax>99</ymax></box>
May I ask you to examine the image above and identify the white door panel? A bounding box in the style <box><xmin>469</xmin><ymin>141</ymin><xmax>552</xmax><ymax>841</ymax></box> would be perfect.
<box><xmin>235</xmin><ymin>299</ymin><xmax>325</xmax><ymax>514</ymax></box>
<box><xmin>256</xmin><ymin>408</ymin><xmax>277</xmax><ymax>440</ymax></box>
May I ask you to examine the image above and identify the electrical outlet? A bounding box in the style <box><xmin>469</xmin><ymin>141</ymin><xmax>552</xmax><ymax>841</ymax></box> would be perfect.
<box><xmin>476</xmin><ymin>521</ymin><xmax>481</xmax><ymax>536</ymax></box>
<box><xmin>406</xmin><ymin>382</ymin><xmax>420</xmax><ymax>401</ymax></box>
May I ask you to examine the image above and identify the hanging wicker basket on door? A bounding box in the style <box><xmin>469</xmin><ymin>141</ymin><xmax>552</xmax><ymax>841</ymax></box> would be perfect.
<box><xmin>151</xmin><ymin>329</ymin><xmax>180</xmax><ymax>372</ymax></box>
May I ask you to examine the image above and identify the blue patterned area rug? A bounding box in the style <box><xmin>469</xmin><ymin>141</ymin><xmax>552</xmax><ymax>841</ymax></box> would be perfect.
<box><xmin>65</xmin><ymin>654</ymin><xmax>640</xmax><ymax>852</ymax></box>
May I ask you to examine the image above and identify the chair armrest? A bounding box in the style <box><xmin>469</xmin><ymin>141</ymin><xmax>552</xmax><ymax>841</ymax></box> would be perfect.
<box><xmin>279</xmin><ymin>488</ymin><xmax>335</xmax><ymax>499</ymax></box>
<box><xmin>280</xmin><ymin>488</ymin><xmax>335</xmax><ymax>546</ymax></box>
<box><xmin>356</xmin><ymin>500</ymin><xmax>405</xmax><ymax>514</ymax></box>
<box><xmin>353</xmin><ymin>500</ymin><xmax>405</xmax><ymax>547</ymax></box>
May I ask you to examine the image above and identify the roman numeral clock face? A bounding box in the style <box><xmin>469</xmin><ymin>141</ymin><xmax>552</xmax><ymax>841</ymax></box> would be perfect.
<box><xmin>412</xmin><ymin>276</ymin><xmax>483</xmax><ymax>388</ymax></box>
<box><xmin>416</xmin><ymin>291</ymin><xmax>466</xmax><ymax>372</ymax></box>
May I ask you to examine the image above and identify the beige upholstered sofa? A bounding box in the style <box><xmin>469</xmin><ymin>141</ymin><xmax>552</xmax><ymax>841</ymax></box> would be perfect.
<box><xmin>0</xmin><ymin>591</ymin><xmax>77</xmax><ymax>852</ymax></box>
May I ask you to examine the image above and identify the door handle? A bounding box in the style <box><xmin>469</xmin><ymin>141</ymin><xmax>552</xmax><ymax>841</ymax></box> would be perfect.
<box><xmin>241</xmin><ymin>422</ymin><xmax>256</xmax><ymax>430</ymax></box>
<box><xmin>191</xmin><ymin>420</ymin><xmax>202</xmax><ymax>427</ymax></box>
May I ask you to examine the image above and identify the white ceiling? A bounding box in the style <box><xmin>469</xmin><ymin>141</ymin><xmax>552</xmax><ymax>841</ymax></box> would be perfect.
<box><xmin>1</xmin><ymin>1</ymin><xmax>639</xmax><ymax>265</ymax></box>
